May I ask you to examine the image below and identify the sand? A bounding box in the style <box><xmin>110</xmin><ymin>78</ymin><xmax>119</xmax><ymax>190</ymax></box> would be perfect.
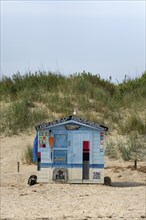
<box><xmin>0</xmin><ymin>133</ymin><xmax>146</xmax><ymax>220</ymax></box>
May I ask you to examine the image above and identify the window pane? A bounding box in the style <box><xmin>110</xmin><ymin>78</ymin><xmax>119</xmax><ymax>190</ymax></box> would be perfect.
<box><xmin>54</xmin><ymin>134</ymin><xmax>67</xmax><ymax>148</ymax></box>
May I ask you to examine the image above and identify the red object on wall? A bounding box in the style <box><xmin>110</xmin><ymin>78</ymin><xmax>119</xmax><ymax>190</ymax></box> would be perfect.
<box><xmin>49</xmin><ymin>136</ymin><xmax>54</xmax><ymax>148</ymax></box>
<box><xmin>38</xmin><ymin>152</ymin><xmax>41</xmax><ymax>162</ymax></box>
<box><xmin>38</xmin><ymin>152</ymin><xmax>41</xmax><ymax>157</ymax></box>
<box><xmin>83</xmin><ymin>141</ymin><xmax>89</xmax><ymax>153</ymax></box>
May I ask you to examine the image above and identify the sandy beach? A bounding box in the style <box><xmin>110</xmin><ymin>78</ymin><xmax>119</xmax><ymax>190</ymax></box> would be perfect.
<box><xmin>1</xmin><ymin>133</ymin><xmax>146</xmax><ymax>220</ymax></box>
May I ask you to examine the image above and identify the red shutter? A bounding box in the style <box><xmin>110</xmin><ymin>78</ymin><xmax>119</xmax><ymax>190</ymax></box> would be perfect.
<box><xmin>83</xmin><ymin>141</ymin><xmax>89</xmax><ymax>153</ymax></box>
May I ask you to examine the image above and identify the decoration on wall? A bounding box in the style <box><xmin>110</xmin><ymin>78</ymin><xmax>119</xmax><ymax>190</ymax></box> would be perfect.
<box><xmin>100</xmin><ymin>132</ymin><xmax>104</xmax><ymax>151</ymax></box>
<box><xmin>39</xmin><ymin>136</ymin><xmax>46</xmax><ymax>148</ymax></box>
<box><xmin>48</xmin><ymin>130</ymin><xmax>54</xmax><ymax>166</ymax></box>
<box><xmin>93</xmin><ymin>172</ymin><xmax>100</xmax><ymax>179</ymax></box>
<box><xmin>100</xmin><ymin>132</ymin><xmax>104</xmax><ymax>139</ymax></box>
<box><xmin>48</xmin><ymin>130</ymin><xmax>54</xmax><ymax>149</ymax></box>
<box><xmin>65</xmin><ymin>124</ymin><xmax>80</xmax><ymax>130</ymax></box>
<box><xmin>53</xmin><ymin>168</ymin><xmax>68</xmax><ymax>182</ymax></box>
<box><xmin>39</xmin><ymin>132</ymin><xmax>48</xmax><ymax>136</ymax></box>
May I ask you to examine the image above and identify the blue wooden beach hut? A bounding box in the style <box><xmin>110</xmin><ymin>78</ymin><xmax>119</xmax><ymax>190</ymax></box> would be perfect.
<box><xmin>33</xmin><ymin>115</ymin><xmax>108</xmax><ymax>184</ymax></box>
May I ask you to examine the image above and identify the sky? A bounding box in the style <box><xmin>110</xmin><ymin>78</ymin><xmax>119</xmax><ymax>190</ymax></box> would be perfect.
<box><xmin>1</xmin><ymin>0</ymin><xmax>145</xmax><ymax>82</ymax></box>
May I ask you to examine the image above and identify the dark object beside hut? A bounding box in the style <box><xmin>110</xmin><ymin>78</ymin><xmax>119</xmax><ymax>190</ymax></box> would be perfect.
<box><xmin>28</xmin><ymin>175</ymin><xmax>37</xmax><ymax>186</ymax></box>
<box><xmin>104</xmin><ymin>176</ymin><xmax>112</xmax><ymax>186</ymax></box>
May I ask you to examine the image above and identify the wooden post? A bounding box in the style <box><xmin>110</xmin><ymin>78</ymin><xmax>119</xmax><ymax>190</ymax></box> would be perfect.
<box><xmin>51</xmin><ymin>149</ymin><xmax>53</xmax><ymax>168</ymax></box>
<box><xmin>134</xmin><ymin>159</ymin><xmax>137</xmax><ymax>170</ymax></box>
<box><xmin>17</xmin><ymin>162</ymin><xmax>20</xmax><ymax>172</ymax></box>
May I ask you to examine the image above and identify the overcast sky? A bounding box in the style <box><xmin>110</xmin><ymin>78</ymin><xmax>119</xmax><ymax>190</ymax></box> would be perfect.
<box><xmin>1</xmin><ymin>0</ymin><xmax>145</xmax><ymax>82</ymax></box>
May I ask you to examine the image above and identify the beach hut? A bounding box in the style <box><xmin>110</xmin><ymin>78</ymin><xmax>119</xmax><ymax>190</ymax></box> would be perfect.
<box><xmin>33</xmin><ymin>115</ymin><xmax>108</xmax><ymax>184</ymax></box>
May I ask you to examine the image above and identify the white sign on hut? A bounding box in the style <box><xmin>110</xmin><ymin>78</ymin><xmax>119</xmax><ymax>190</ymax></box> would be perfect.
<box><xmin>33</xmin><ymin>115</ymin><xmax>108</xmax><ymax>183</ymax></box>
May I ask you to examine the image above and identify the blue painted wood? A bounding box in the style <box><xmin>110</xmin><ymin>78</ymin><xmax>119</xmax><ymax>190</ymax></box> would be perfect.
<box><xmin>54</xmin><ymin>134</ymin><xmax>67</xmax><ymax>148</ymax></box>
<box><xmin>72</xmin><ymin>132</ymin><xmax>82</xmax><ymax>164</ymax></box>
<box><xmin>92</xmin><ymin>131</ymin><xmax>104</xmax><ymax>165</ymax></box>
<box><xmin>54</xmin><ymin>150</ymin><xmax>67</xmax><ymax>164</ymax></box>
<box><xmin>89</xmin><ymin>164</ymin><xmax>104</xmax><ymax>168</ymax></box>
<box><xmin>67</xmin><ymin>132</ymin><xmax>73</xmax><ymax>164</ymax></box>
<box><xmin>71</xmin><ymin>131</ymin><xmax>92</xmax><ymax>164</ymax></box>
<box><xmin>40</xmin><ymin>163</ymin><xmax>104</xmax><ymax>168</ymax></box>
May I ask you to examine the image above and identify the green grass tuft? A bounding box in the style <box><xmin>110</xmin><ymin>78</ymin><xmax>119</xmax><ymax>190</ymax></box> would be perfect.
<box><xmin>105</xmin><ymin>140</ymin><xmax>118</xmax><ymax>159</ymax></box>
<box><xmin>22</xmin><ymin>144</ymin><xmax>33</xmax><ymax>164</ymax></box>
<box><xmin>119</xmin><ymin>113</ymin><xmax>145</xmax><ymax>134</ymax></box>
<box><xmin>118</xmin><ymin>134</ymin><xmax>144</xmax><ymax>161</ymax></box>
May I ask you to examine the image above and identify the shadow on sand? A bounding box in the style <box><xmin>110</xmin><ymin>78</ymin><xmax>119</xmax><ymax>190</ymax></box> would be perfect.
<box><xmin>112</xmin><ymin>182</ymin><xmax>146</xmax><ymax>187</ymax></box>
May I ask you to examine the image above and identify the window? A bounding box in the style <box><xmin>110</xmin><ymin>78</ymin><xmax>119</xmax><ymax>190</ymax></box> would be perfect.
<box><xmin>54</xmin><ymin>134</ymin><xmax>67</xmax><ymax>148</ymax></box>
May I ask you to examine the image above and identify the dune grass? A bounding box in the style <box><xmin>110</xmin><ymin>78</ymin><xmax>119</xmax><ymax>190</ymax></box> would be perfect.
<box><xmin>0</xmin><ymin>99</ymin><xmax>48</xmax><ymax>135</ymax></box>
<box><xmin>105</xmin><ymin>140</ymin><xmax>118</xmax><ymax>159</ymax></box>
<box><xmin>105</xmin><ymin>133</ymin><xmax>145</xmax><ymax>161</ymax></box>
<box><xmin>22</xmin><ymin>144</ymin><xmax>33</xmax><ymax>164</ymax></box>
<box><xmin>0</xmin><ymin>71</ymin><xmax>146</xmax><ymax>136</ymax></box>
<box><xmin>119</xmin><ymin>113</ymin><xmax>146</xmax><ymax>135</ymax></box>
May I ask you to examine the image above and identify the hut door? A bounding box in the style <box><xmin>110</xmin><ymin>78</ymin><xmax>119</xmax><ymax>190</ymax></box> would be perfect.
<box><xmin>72</xmin><ymin>132</ymin><xmax>91</xmax><ymax>181</ymax></box>
<box><xmin>53</xmin><ymin>134</ymin><xmax>67</xmax><ymax>165</ymax></box>
<box><xmin>83</xmin><ymin>141</ymin><xmax>89</xmax><ymax>180</ymax></box>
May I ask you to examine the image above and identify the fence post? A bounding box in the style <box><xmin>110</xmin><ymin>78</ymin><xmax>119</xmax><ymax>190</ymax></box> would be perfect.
<box><xmin>134</xmin><ymin>159</ymin><xmax>137</xmax><ymax>170</ymax></box>
<box><xmin>17</xmin><ymin>162</ymin><xmax>20</xmax><ymax>172</ymax></box>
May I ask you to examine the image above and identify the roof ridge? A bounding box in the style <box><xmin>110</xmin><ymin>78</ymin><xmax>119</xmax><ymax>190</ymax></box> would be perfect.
<box><xmin>35</xmin><ymin>115</ymin><xmax>108</xmax><ymax>131</ymax></box>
